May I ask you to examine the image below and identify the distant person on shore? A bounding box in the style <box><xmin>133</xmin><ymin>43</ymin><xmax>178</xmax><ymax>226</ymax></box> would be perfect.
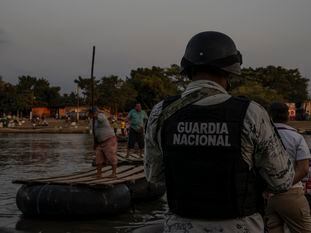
<box><xmin>265</xmin><ymin>102</ymin><xmax>311</xmax><ymax>232</ymax></box>
<box><xmin>120</xmin><ymin>117</ymin><xmax>127</xmax><ymax>136</ymax></box>
<box><xmin>144</xmin><ymin>31</ymin><xmax>294</xmax><ymax>232</ymax></box>
<box><xmin>126</xmin><ymin>103</ymin><xmax>148</xmax><ymax>158</ymax></box>
<box><xmin>40</xmin><ymin>116</ymin><xmax>48</xmax><ymax>126</ymax></box>
<box><xmin>89</xmin><ymin>107</ymin><xmax>118</xmax><ymax>178</ymax></box>
<box><xmin>111</xmin><ymin>118</ymin><xmax>119</xmax><ymax>135</ymax></box>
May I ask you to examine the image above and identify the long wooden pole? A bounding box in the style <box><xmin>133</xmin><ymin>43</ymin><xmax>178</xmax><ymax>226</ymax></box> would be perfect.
<box><xmin>90</xmin><ymin>46</ymin><xmax>96</xmax><ymax>137</ymax></box>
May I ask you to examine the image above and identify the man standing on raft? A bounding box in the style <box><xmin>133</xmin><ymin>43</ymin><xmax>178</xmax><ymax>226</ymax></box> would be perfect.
<box><xmin>90</xmin><ymin>107</ymin><xmax>118</xmax><ymax>178</ymax></box>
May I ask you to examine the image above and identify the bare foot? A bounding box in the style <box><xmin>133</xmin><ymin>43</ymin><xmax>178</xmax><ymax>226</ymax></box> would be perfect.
<box><xmin>106</xmin><ymin>174</ymin><xmax>117</xmax><ymax>178</ymax></box>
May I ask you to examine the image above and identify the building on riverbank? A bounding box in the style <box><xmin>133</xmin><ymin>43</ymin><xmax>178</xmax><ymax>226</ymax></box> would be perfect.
<box><xmin>31</xmin><ymin>106</ymin><xmax>89</xmax><ymax>119</ymax></box>
<box><xmin>286</xmin><ymin>101</ymin><xmax>311</xmax><ymax>121</ymax></box>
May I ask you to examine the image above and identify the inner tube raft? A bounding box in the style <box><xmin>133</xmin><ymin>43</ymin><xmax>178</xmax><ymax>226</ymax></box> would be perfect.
<box><xmin>16</xmin><ymin>184</ymin><xmax>131</xmax><ymax>217</ymax></box>
<box><xmin>13</xmin><ymin>164</ymin><xmax>165</xmax><ymax>218</ymax></box>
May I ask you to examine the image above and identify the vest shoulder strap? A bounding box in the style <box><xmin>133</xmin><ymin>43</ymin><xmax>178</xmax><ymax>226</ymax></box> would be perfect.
<box><xmin>158</xmin><ymin>88</ymin><xmax>222</xmax><ymax>130</ymax></box>
<box><xmin>162</xmin><ymin>95</ymin><xmax>181</xmax><ymax>110</ymax></box>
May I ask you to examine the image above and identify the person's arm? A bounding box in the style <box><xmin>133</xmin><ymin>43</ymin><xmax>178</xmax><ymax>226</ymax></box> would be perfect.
<box><xmin>293</xmin><ymin>159</ymin><xmax>309</xmax><ymax>185</ymax></box>
<box><xmin>293</xmin><ymin>135</ymin><xmax>311</xmax><ymax>184</ymax></box>
<box><xmin>127</xmin><ymin>111</ymin><xmax>132</xmax><ymax>127</ymax></box>
<box><xmin>244</xmin><ymin>102</ymin><xmax>294</xmax><ymax>193</ymax></box>
<box><xmin>93</xmin><ymin>114</ymin><xmax>99</xmax><ymax>149</ymax></box>
<box><xmin>144</xmin><ymin>101</ymin><xmax>165</xmax><ymax>185</ymax></box>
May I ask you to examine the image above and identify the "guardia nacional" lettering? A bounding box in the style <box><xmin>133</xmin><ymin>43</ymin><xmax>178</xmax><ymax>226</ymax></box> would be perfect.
<box><xmin>172</xmin><ymin>122</ymin><xmax>231</xmax><ymax>146</ymax></box>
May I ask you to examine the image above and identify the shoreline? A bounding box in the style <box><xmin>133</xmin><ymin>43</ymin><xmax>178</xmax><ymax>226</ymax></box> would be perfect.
<box><xmin>0</xmin><ymin>119</ymin><xmax>91</xmax><ymax>134</ymax></box>
<box><xmin>1</xmin><ymin>121</ymin><xmax>311</xmax><ymax>134</ymax></box>
<box><xmin>0</xmin><ymin>127</ymin><xmax>89</xmax><ymax>134</ymax></box>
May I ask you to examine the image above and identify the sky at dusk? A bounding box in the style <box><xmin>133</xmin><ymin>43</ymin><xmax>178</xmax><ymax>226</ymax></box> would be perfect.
<box><xmin>0</xmin><ymin>0</ymin><xmax>310</xmax><ymax>93</ymax></box>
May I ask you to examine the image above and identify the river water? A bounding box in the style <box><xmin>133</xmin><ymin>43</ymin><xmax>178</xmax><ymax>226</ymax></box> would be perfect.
<box><xmin>2</xmin><ymin>133</ymin><xmax>311</xmax><ymax>233</ymax></box>
<box><xmin>0</xmin><ymin>133</ymin><xmax>167</xmax><ymax>233</ymax></box>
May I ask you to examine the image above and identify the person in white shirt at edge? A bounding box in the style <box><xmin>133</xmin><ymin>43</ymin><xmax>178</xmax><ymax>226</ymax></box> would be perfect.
<box><xmin>265</xmin><ymin>102</ymin><xmax>311</xmax><ymax>233</ymax></box>
<box><xmin>144</xmin><ymin>31</ymin><xmax>294</xmax><ymax>233</ymax></box>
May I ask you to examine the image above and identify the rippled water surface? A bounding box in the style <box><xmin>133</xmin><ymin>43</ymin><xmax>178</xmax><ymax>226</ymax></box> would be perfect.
<box><xmin>0</xmin><ymin>133</ymin><xmax>166</xmax><ymax>233</ymax></box>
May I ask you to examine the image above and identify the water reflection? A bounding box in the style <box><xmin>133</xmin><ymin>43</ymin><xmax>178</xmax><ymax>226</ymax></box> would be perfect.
<box><xmin>15</xmin><ymin>198</ymin><xmax>167</xmax><ymax>233</ymax></box>
<box><xmin>0</xmin><ymin>133</ymin><xmax>166</xmax><ymax>233</ymax></box>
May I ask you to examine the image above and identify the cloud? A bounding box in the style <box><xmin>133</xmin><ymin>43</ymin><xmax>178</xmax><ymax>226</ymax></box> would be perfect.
<box><xmin>0</xmin><ymin>40</ymin><xmax>8</xmax><ymax>44</ymax></box>
<box><xmin>0</xmin><ymin>29</ymin><xmax>9</xmax><ymax>44</ymax></box>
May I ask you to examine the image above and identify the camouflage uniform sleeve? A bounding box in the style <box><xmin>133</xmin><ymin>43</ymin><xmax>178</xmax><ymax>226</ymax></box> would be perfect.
<box><xmin>144</xmin><ymin>101</ymin><xmax>165</xmax><ymax>185</ymax></box>
<box><xmin>243</xmin><ymin>102</ymin><xmax>294</xmax><ymax>193</ymax></box>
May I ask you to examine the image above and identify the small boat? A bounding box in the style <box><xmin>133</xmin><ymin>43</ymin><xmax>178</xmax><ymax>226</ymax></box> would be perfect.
<box><xmin>12</xmin><ymin>153</ymin><xmax>165</xmax><ymax>218</ymax></box>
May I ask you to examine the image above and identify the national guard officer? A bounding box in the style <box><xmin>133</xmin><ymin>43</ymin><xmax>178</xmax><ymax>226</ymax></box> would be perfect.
<box><xmin>144</xmin><ymin>31</ymin><xmax>294</xmax><ymax>233</ymax></box>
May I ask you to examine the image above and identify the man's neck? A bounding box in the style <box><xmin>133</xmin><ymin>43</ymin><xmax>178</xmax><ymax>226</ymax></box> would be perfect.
<box><xmin>275</xmin><ymin>121</ymin><xmax>288</xmax><ymax>124</ymax></box>
<box><xmin>192</xmin><ymin>74</ymin><xmax>227</xmax><ymax>89</ymax></box>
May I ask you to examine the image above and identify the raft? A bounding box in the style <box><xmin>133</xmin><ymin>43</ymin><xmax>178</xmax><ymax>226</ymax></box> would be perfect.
<box><xmin>12</xmin><ymin>153</ymin><xmax>165</xmax><ymax>218</ymax></box>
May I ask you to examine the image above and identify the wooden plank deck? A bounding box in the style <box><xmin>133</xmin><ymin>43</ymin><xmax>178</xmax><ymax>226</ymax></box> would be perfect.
<box><xmin>12</xmin><ymin>150</ymin><xmax>145</xmax><ymax>188</ymax></box>
<box><xmin>12</xmin><ymin>164</ymin><xmax>145</xmax><ymax>188</ymax></box>
<box><xmin>116</xmin><ymin>152</ymin><xmax>143</xmax><ymax>164</ymax></box>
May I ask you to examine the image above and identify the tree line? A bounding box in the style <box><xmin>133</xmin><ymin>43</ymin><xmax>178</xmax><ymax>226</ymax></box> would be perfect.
<box><xmin>0</xmin><ymin>65</ymin><xmax>309</xmax><ymax>116</ymax></box>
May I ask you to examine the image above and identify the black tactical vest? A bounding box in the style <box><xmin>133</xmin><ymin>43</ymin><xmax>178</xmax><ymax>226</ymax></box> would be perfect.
<box><xmin>161</xmin><ymin>96</ymin><xmax>263</xmax><ymax>219</ymax></box>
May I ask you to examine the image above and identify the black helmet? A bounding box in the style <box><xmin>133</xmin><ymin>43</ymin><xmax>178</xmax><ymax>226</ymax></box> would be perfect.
<box><xmin>180</xmin><ymin>31</ymin><xmax>242</xmax><ymax>76</ymax></box>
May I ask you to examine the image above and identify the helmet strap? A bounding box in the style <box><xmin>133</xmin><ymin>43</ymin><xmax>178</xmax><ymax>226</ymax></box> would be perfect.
<box><xmin>226</xmin><ymin>79</ymin><xmax>232</xmax><ymax>92</ymax></box>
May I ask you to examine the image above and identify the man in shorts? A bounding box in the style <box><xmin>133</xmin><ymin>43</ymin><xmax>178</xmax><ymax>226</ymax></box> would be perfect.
<box><xmin>126</xmin><ymin>103</ymin><xmax>148</xmax><ymax>158</ymax></box>
<box><xmin>90</xmin><ymin>107</ymin><xmax>118</xmax><ymax>178</ymax></box>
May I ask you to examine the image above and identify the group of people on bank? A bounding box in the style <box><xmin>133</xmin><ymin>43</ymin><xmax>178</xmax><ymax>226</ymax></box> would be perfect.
<box><xmin>91</xmin><ymin>31</ymin><xmax>311</xmax><ymax>233</ymax></box>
